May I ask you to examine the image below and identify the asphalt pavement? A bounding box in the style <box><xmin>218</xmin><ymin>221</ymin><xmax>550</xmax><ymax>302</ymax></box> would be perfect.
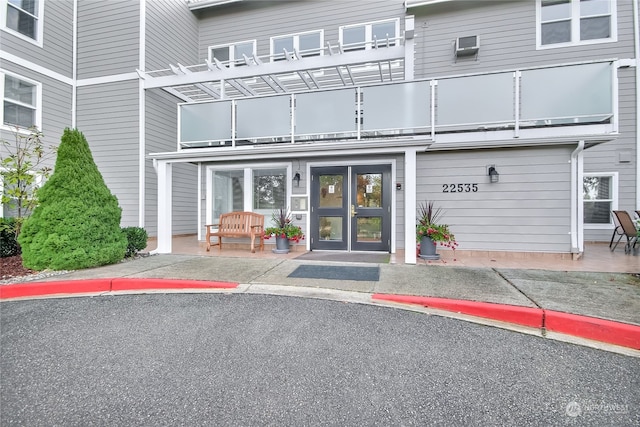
<box><xmin>2</xmin><ymin>293</ymin><xmax>639</xmax><ymax>426</ymax></box>
<box><xmin>2</xmin><ymin>254</ymin><xmax>639</xmax><ymax>352</ymax></box>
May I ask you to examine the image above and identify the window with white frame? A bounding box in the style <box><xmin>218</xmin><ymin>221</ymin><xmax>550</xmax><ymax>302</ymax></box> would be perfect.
<box><xmin>1</xmin><ymin>71</ymin><xmax>40</xmax><ymax>130</ymax></box>
<box><xmin>538</xmin><ymin>0</ymin><xmax>616</xmax><ymax>48</ymax></box>
<box><xmin>583</xmin><ymin>173</ymin><xmax>617</xmax><ymax>226</ymax></box>
<box><xmin>209</xmin><ymin>166</ymin><xmax>288</xmax><ymax>224</ymax></box>
<box><xmin>2</xmin><ymin>0</ymin><xmax>44</xmax><ymax>44</ymax></box>
<box><xmin>271</xmin><ymin>30</ymin><xmax>323</xmax><ymax>61</ymax></box>
<box><xmin>339</xmin><ymin>19</ymin><xmax>399</xmax><ymax>52</ymax></box>
<box><xmin>208</xmin><ymin>40</ymin><xmax>256</xmax><ymax>67</ymax></box>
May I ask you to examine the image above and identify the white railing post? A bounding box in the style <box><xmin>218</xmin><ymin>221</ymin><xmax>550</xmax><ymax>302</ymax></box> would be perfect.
<box><xmin>514</xmin><ymin>70</ymin><xmax>521</xmax><ymax>138</ymax></box>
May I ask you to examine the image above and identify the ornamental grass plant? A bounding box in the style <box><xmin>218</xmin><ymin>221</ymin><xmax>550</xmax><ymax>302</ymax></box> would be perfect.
<box><xmin>416</xmin><ymin>201</ymin><xmax>458</xmax><ymax>249</ymax></box>
<box><xmin>264</xmin><ymin>207</ymin><xmax>305</xmax><ymax>243</ymax></box>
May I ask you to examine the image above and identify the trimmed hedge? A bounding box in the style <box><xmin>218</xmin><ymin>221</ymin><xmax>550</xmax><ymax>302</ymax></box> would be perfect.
<box><xmin>0</xmin><ymin>217</ymin><xmax>20</xmax><ymax>257</ymax></box>
<box><xmin>18</xmin><ymin>128</ymin><xmax>127</xmax><ymax>270</ymax></box>
<box><xmin>122</xmin><ymin>226</ymin><xmax>148</xmax><ymax>258</ymax></box>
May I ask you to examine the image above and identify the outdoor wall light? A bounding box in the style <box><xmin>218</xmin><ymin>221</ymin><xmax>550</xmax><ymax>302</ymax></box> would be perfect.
<box><xmin>488</xmin><ymin>165</ymin><xmax>499</xmax><ymax>183</ymax></box>
<box><xmin>293</xmin><ymin>172</ymin><xmax>301</xmax><ymax>187</ymax></box>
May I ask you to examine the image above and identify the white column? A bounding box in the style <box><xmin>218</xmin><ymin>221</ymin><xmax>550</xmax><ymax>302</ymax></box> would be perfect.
<box><xmin>155</xmin><ymin>160</ymin><xmax>173</xmax><ymax>254</ymax></box>
<box><xmin>404</xmin><ymin>147</ymin><xmax>418</xmax><ymax>264</ymax></box>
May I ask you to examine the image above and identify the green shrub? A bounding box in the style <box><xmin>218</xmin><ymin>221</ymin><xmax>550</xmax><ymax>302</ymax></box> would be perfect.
<box><xmin>18</xmin><ymin>128</ymin><xmax>127</xmax><ymax>270</ymax></box>
<box><xmin>122</xmin><ymin>226</ymin><xmax>148</xmax><ymax>258</ymax></box>
<box><xmin>0</xmin><ymin>217</ymin><xmax>20</xmax><ymax>257</ymax></box>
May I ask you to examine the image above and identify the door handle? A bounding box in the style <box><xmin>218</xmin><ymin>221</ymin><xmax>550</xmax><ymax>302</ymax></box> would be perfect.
<box><xmin>351</xmin><ymin>205</ymin><xmax>358</xmax><ymax>217</ymax></box>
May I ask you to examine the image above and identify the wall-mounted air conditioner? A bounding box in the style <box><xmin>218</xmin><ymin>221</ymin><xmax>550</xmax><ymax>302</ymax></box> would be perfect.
<box><xmin>455</xmin><ymin>35</ymin><xmax>479</xmax><ymax>57</ymax></box>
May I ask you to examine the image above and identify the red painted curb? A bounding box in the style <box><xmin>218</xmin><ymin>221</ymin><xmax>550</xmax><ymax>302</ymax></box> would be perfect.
<box><xmin>0</xmin><ymin>278</ymin><xmax>238</xmax><ymax>300</ymax></box>
<box><xmin>545</xmin><ymin>310</ymin><xmax>640</xmax><ymax>350</ymax></box>
<box><xmin>0</xmin><ymin>279</ymin><xmax>112</xmax><ymax>300</ymax></box>
<box><xmin>110</xmin><ymin>278</ymin><xmax>238</xmax><ymax>291</ymax></box>
<box><xmin>372</xmin><ymin>294</ymin><xmax>544</xmax><ymax>328</ymax></box>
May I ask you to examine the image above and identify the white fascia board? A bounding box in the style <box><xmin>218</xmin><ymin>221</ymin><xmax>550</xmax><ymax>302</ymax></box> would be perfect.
<box><xmin>428</xmin><ymin>127</ymin><xmax>617</xmax><ymax>151</ymax></box>
<box><xmin>144</xmin><ymin>46</ymin><xmax>405</xmax><ymax>89</ymax></box>
<box><xmin>0</xmin><ymin>50</ymin><xmax>72</xmax><ymax>85</ymax></box>
<box><xmin>406</xmin><ymin>0</ymin><xmax>452</xmax><ymax>8</ymax></box>
<box><xmin>76</xmin><ymin>72</ymin><xmax>139</xmax><ymax>87</ymax></box>
<box><xmin>188</xmin><ymin>0</ymin><xmax>242</xmax><ymax>10</ymax></box>
<box><xmin>148</xmin><ymin>138</ymin><xmax>431</xmax><ymax>164</ymax></box>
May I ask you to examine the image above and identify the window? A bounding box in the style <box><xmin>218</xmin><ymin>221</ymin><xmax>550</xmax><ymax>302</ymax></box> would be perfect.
<box><xmin>2</xmin><ymin>0</ymin><xmax>44</xmax><ymax>44</ymax></box>
<box><xmin>253</xmin><ymin>168</ymin><xmax>286</xmax><ymax>215</ymax></box>
<box><xmin>538</xmin><ymin>0</ymin><xmax>616</xmax><ymax>48</ymax></box>
<box><xmin>1</xmin><ymin>71</ymin><xmax>40</xmax><ymax>130</ymax></box>
<box><xmin>339</xmin><ymin>19</ymin><xmax>399</xmax><ymax>52</ymax></box>
<box><xmin>208</xmin><ymin>40</ymin><xmax>256</xmax><ymax>67</ymax></box>
<box><xmin>208</xmin><ymin>166</ymin><xmax>289</xmax><ymax>224</ymax></box>
<box><xmin>583</xmin><ymin>173</ymin><xmax>617</xmax><ymax>227</ymax></box>
<box><xmin>271</xmin><ymin>30</ymin><xmax>323</xmax><ymax>61</ymax></box>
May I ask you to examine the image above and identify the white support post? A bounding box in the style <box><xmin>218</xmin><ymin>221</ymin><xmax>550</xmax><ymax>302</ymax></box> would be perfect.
<box><xmin>155</xmin><ymin>160</ymin><xmax>173</xmax><ymax>254</ymax></box>
<box><xmin>404</xmin><ymin>148</ymin><xmax>418</xmax><ymax>264</ymax></box>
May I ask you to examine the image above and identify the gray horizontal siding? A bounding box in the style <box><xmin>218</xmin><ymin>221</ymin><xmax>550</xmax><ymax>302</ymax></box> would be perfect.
<box><xmin>196</xmin><ymin>0</ymin><xmax>405</xmax><ymax>61</ymax></box>
<box><xmin>1</xmin><ymin>0</ymin><xmax>73</xmax><ymax>78</ymax></box>
<box><xmin>146</xmin><ymin>0</ymin><xmax>199</xmax><ymax>71</ymax></box>
<box><xmin>0</xmin><ymin>61</ymin><xmax>72</xmax><ymax>157</ymax></box>
<box><xmin>77</xmin><ymin>0</ymin><xmax>139</xmax><ymax>79</ymax></box>
<box><xmin>413</xmin><ymin>0</ymin><xmax>636</xmax><ymax>78</ymax></box>
<box><xmin>76</xmin><ymin>80</ymin><xmax>139</xmax><ymax>228</ymax></box>
<box><xmin>417</xmin><ymin>146</ymin><xmax>573</xmax><ymax>253</ymax></box>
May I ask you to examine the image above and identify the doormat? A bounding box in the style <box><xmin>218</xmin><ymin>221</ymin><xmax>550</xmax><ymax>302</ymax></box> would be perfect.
<box><xmin>288</xmin><ymin>265</ymin><xmax>380</xmax><ymax>282</ymax></box>
<box><xmin>294</xmin><ymin>251</ymin><xmax>390</xmax><ymax>264</ymax></box>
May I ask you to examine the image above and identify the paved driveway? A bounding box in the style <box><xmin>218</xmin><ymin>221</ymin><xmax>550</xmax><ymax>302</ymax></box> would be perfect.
<box><xmin>2</xmin><ymin>294</ymin><xmax>638</xmax><ymax>426</ymax></box>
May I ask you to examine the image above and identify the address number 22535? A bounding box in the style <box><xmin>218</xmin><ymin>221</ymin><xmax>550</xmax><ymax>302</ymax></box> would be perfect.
<box><xmin>442</xmin><ymin>183</ymin><xmax>478</xmax><ymax>193</ymax></box>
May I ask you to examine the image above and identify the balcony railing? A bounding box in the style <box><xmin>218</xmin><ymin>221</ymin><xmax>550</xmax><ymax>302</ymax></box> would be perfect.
<box><xmin>178</xmin><ymin>61</ymin><xmax>614</xmax><ymax>149</ymax></box>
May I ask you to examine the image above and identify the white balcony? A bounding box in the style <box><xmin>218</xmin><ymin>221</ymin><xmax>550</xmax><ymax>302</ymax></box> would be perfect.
<box><xmin>177</xmin><ymin>60</ymin><xmax>615</xmax><ymax>150</ymax></box>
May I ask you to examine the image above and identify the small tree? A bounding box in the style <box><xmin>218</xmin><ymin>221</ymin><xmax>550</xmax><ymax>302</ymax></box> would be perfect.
<box><xmin>18</xmin><ymin>128</ymin><xmax>127</xmax><ymax>270</ymax></box>
<box><xmin>1</xmin><ymin>126</ymin><xmax>56</xmax><ymax>236</ymax></box>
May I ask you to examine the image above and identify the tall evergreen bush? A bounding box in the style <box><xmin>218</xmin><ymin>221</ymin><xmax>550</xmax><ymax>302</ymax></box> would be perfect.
<box><xmin>18</xmin><ymin>128</ymin><xmax>127</xmax><ymax>270</ymax></box>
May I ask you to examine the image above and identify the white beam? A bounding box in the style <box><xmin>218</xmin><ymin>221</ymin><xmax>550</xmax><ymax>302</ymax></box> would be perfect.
<box><xmin>144</xmin><ymin>46</ymin><xmax>406</xmax><ymax>89</ymax></box>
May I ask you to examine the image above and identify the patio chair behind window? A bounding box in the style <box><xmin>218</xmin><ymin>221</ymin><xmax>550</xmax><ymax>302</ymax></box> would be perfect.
<box><xmin>610</xmin><ymin>210</ymin><xmax>638</xmax><ymax>254</ymax></box>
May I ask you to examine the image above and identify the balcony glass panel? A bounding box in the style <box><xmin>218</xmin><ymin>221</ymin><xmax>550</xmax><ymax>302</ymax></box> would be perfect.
<box><xmin>295</xmin><ymin>89</ymin><xmax>356</xmax><ymax>137</ymax></box>
<box><xmin>362</xmin><ymin>81</ymin><xmax>430</xmax><ymax>133</ymax></box>
<box><xmin>180</xmin><ymin>101</ymin><xmax>232</xmax><ymax>143</ymax></box>
<box><xmin>436</xmin><ymin>72</ymin><xmax>514</xmax><ymax>128</ymax></box>
<box><xmin>520</xmin><ymin>62</ymin><xmax>612</xmax><ymax>123</ymax></box>
<box><xmin>236</xmin><ymin>95</ymin><xmax>291</xmax><ymax>140</ymax></box>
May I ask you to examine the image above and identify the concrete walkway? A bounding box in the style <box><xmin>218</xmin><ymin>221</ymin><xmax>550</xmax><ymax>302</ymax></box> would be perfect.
<box><xmin>1</xmin><ymin>254</ymin><xmax>639</xmax><ymax>353</ymax></box>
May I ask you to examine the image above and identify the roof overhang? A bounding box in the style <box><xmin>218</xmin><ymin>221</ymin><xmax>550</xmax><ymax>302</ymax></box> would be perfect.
<box><xmin>149</xmin><ymin>138</ymin><xmax>431</xmax><ymax>164</ymax></box>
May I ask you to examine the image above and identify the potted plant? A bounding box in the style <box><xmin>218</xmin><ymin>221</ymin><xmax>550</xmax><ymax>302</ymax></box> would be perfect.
<box><xmin>264</xmin><ymin>207</ymin><xmax>305</xmax><ymax>253</ymax></box>
<box><xmin>416</xmin><ymin>201</ymin><xmax>457</xmax><ymax>260</ymax></box>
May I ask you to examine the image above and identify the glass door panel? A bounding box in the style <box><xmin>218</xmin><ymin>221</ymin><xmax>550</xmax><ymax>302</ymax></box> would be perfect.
<box><xmin>351</xmin><ymin>165</ymin><xmax>390</xmax><ymax>251</ymax></box>
<box><xmin>311</xmin><ymin>167</ymin><xmax>348</xmax><ymax>250</ymax></box>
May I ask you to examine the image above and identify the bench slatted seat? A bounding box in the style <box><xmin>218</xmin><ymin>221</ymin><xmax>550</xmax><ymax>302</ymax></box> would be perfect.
<box><xmin>206</xmin><ymin>211</ymin><xmax>265</xmax><ymax>253</ymax></box>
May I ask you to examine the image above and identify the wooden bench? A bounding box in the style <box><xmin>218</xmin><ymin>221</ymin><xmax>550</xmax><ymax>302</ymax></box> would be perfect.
<box><xmin>205</xmin><ymin>211</ymin><xmax>265</xmax><ymax>253</ymax></box>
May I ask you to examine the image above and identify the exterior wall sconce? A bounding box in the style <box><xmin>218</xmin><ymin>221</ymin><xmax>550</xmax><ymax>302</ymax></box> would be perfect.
<box><xmin>488</xmin><ymin>165</ymin><xmax>499</xmax><ymax>183</ymax></box>
<box><xmin>293</xmin><ymin>172</ymin><xmax>301</xmax><ymax>187</ymax></box>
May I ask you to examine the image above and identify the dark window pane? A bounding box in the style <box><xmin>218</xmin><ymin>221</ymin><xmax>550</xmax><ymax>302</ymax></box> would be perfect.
<box><xmin>542</xmin><ymin>21</ymin><xmax>571</xmax><ymax>44</ymax></box>
<box><xmin>299</xmin><ymin>32</ymin><xmax>321</xmax><ymax>57</ymax></box>
<box><xmin>580</xmin><ymin>16</ymin><xmax>610</xmax><ymax>40</ymax></box>
<box><xmin>343</xmin><ymin>26</ymin><xmax>366</xmax><ymax>51</ymax></box>
<box><xmin>372</xmin><ymin>21</ymin><xmax>396</xmax><ymax>45</ymax></box>
<box><xmin>584</xmin><ymin>201</ymin><xmax>611</xmax><ymax>223</ymax></box>
<box><xmin>211</xmin><ymin>47</ymin><xmax>229</xmax><ymax>63</ymax></box>
<box><xmin>3</xmin><ymin>101</ymin><xmax>35</xmax><ymax>127</ymax></box>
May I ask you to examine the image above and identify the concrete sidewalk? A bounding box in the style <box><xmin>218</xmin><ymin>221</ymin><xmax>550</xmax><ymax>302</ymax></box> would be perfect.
<box><xmin>2</xmin><ymin>254</ymin><xmax>639</xmax><ymax>352</ymax></box>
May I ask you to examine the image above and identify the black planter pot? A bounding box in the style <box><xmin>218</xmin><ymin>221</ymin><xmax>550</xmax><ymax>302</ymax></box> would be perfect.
<box><xmin>273</xmin><ymin>235</ymin><xmax>290</xmax><ymax>254</ymax></box>
<box><xmin>419</xmin><ymin>235</ymin><xmax>440</xmax><ymax>260</ymax></box>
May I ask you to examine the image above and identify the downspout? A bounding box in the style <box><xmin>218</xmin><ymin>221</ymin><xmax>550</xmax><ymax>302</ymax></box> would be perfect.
<box><xmin>570</xmin><ymin>141</ymin><xmax>585</xmax><ymax>257</ymax></box>
<box><xmin>633</xmin><ymin>0</ymin><xmax>640</xmax><ymax>210</ymax></box>
<box><xmin>71</xmin><ymin>0</ymin><xmax>77</xmax><ymax>128</ymax></box>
